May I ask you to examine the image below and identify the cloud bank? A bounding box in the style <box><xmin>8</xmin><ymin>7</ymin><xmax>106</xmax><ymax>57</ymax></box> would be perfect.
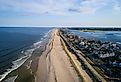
<box><xmin>0</xmin><ymin>0</ymin><xmax>121</xmax><ymax>15</ymax></box>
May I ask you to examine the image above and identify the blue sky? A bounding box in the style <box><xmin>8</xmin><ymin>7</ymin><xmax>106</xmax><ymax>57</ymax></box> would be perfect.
<box><xmin>0</xmin><ymin>0</ymin><xmax>121</xmax><ymax>27</ymax></box>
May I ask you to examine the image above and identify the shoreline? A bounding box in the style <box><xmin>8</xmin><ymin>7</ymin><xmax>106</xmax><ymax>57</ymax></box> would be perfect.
<box><xmin>2</xmin><ymin>28</ymin><xmax>101</xmax><ymax>82</ymax></box>
<box><xmin>35</xmin><ymin>28</ymin><xmax>81</xmax><ymax>82</ymax></box>
<box><xmin>1</xmin><ymin>28</ymin><xmax>121</xmax><ymax>82</ymax></box>
<box><xmin>1</xmin><ymin>30</ymin><xmax>51</xmax><ymax>82</ymax></box>
<box><xmin>35</xmin><ymin>29</ymin><xmax>54</xmax><ymax>82</ymax></box>
<box><xmin>1</xmin><ymin>41</ymin><xmax>48</xmax><ymax>82</ymax></box>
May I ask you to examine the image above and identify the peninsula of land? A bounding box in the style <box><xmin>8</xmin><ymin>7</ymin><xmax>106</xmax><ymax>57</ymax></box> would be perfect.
<box><xmin>35</xmin><ymin>28</ymin><xmax>119</xmax><ymax>82</ymax></box>
<box><xmin>35</xmin><ymin>29</ymin><xmax>83</xmax><ymax>82</ymax></box>
<box><xmin>1</xmin><ymin>28</ymin><xmax>121</xmax><ymax>82</ymax></box>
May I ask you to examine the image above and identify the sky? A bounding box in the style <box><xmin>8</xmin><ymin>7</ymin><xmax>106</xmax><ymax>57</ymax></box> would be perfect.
<box><xmin>0</xmin><ymin>0</ymin><xmax>121</xmax><ymax>27</ymax></box>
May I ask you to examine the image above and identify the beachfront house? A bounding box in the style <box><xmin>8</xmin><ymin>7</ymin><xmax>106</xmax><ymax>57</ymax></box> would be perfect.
<box><xmin>99</xmin><ymin>52</ymin><xmax>115</xmax><ymax>58</ymax></box>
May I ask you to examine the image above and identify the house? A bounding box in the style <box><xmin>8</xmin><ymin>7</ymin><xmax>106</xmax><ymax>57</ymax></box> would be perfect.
<box><xmin>99</xmin><ymin>52</ymin><xmax>115</xmax><ymax>58</ymax></box>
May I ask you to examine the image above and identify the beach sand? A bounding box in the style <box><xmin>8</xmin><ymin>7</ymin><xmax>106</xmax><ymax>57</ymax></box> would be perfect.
<box><xmin>35</xmin><ymin>29</ymin><xmax>80</xmax><ymax>82</ymax></box>
<box><xmin>1</xmin><ymin>36</ymin><xmax>49</xmax><ymax>82</ymax></box>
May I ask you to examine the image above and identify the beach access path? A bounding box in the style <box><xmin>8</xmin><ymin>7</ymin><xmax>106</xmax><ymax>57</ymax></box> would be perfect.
<box><xmin>35</xmin><ymin>29</ymin><xmax>80</xmax><ymax>82</ymax></box>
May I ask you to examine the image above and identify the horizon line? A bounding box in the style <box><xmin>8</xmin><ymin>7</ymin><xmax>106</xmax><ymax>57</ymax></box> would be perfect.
<box><xmin>0</xmin><ymin>26</ymin><xmax>121</xmax><ymax>28</ymax></box>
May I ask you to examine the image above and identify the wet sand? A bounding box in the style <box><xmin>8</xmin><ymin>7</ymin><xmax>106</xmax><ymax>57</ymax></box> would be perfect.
<box><xmin>1</xmin><ymin>36</ymin><xmax>49</xmax><ymax>82</ymax></box>
<box><xmin>35</xmin><ymin>29</ymin><xmax>80</xmax><ymax>82</ymax></box>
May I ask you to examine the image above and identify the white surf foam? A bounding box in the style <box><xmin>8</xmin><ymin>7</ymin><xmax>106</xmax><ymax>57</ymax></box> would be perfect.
<box><xmin>33</xmin><ymin>41</ymin><xmax>42</xmax><ymax>48</ymax></box>
<box><xmin>4</xmin><ymin>75</ymin><xmax>18</xmax><ymax>82</ymax></box>
<box><xmin>33</xmin><ymin>29</ymin><xmax>52</xmax><ymax>49</ymax></box>
<box><xmin>43</xmin><ymin>29</ymin><xmax>52</xmax><ymax>38</ymax></box>
<box><xmin>0</xmin><ymin>29</ymin><xmax>52</xmax><ymax>82</ymax></box>
<box><xmin>0</xmin><ymin>48</ymin><xmax>33</xmax><ymax>81</ymax></box>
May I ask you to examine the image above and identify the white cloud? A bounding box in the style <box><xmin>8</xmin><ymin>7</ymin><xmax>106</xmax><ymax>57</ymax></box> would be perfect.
<box><xmin>113</xmin><ymin>0</ymin><xmax>121</xmax><ymax>12</ymax></box>
<box><xmin>78</xmin><ymin>0</ymin><xmax>109</xmax><ymax>14</ymax></box>
<box><xmin>79</xmin><ymin>7</ymin><xmax>97</xmax><ymax>14</ymax></box>
<box><xmin>0</xmin><ymin>0</ymin><xmax>120</xmax><ymax>15</ymax></box>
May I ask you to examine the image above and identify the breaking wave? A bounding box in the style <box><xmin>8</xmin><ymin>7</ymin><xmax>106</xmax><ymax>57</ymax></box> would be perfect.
<box><xmin>0</xmin><ymin>29</ymin><xmax>52</xmax><ymax>82</ymax></box>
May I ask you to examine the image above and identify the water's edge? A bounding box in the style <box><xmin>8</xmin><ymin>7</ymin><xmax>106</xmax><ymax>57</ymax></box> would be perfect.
<box><xmin>1</xmin><ymin>29</ymin><xmax>52</xmax><ymax>82</ymax></box>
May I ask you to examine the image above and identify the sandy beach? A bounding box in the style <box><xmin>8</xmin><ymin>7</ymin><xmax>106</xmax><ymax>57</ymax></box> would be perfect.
<box><xmin>35</xmin><ymin>29</ymin><xmax>80</xmax><ymax>82</ymax></box>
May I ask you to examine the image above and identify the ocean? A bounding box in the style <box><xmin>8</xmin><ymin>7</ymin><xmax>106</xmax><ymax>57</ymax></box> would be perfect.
<box><xmin>0</xmin><ymin>27</ymin><xmax>52</xmax><ymax>81</ymax></box>
<box><xmin>70</xmin><ymin>30</ymin><xmax>121</xmax><ymax>46</ymax></box>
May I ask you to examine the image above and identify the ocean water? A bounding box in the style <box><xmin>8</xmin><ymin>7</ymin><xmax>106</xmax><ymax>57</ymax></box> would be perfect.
<box><xmin>70</xmin><ymin>30</ymin><xmax>121</xmax><ymax>46</ymax></box>
<box><xmin>0</xmin><ymin>27</ymin><xmax>51</xmax><ymax>81</ymax></box>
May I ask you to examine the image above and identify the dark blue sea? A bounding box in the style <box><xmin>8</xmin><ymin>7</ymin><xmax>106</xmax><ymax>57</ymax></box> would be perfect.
<box><xmin>0</xmin><ymin>27</ymin><xmax>51</xmax><ymax>81</ymax></box>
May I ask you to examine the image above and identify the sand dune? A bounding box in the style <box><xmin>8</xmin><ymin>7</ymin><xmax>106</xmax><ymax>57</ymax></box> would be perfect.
<box><xmin>35</xmin><ymin>29</ymin><xmax>80</xmax><ymax>82</ymax></box>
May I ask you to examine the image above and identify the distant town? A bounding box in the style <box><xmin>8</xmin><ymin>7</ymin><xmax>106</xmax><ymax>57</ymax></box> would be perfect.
<box><xmin>68</xmin><ymin>27</ymin><xmax>121</xmax><ymax>31</ymax></box>
<box><xmin>60</xmin><ymin>28</ymin><xmax>121</xmax><ymax>81</ymax></box>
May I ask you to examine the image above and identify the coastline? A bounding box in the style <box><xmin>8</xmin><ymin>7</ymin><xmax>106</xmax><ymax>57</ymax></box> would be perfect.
<box><xmin>1</xmin><ymin>28</ymin><xmax>98</xmax><ymax>82</ymax></box>
<box><xmin>1</xmin><ymin>28</ymin><xmax>121</xmax><ymax>82</ymax></box>
<box><xmin>35</xmin><ymin>28</ymin><xmax>80</xmax><ymax>82</ymax></box>
<box><xmin>1</xmin><ymin>29</ymin><xmax>51</xmax><ymax>82</ymax></box>
<box><xmin>35</xmin><ymin>28</ymin><xmax>54</xmax><ymax>82</ymax></box>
